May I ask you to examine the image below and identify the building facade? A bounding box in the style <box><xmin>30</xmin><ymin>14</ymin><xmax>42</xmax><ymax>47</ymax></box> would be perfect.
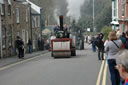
<box><xmin>12</xmin><ymin>0</ymin><xmax>31</xmax><ymax>54</ymax></box>
<box><xmin>0</xmin><ymin>0</ymin><xmax>31</xmax><ymax>58</ymax></box>
<box><xmin>1</xmin><ymin>0</ymin><xmax>14</xmax><ymax>58</ymax></box>
<box><xmin>118</xmin><ymin>0</ymin><xmax>128</xmax><ymax>32</ymax></box>
<box><xmin>111</xmin><ymin>0</ymin><xmax>119</xmax><ymax>30</ymax></box>
<box><xmin>27</xmin><ymin>0</ymin><xmax>42</xmax><ymax>51</ymax></box>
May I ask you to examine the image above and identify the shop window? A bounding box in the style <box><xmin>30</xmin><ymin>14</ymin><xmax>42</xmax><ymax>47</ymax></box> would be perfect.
<box><xmin>8</xmin><ymin>25</ymin><xmax>12</xmax><ymax>47</ymax></box>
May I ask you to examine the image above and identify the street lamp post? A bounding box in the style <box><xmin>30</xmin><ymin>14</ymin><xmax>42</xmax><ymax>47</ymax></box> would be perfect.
<box><xmin>93</xmin><ymin>0</ymin><xmax>95</xmax><ymax>32</ymax></box>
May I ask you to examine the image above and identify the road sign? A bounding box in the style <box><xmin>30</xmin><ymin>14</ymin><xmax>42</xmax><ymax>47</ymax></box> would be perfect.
<box><xmin>87</xmin><ymin>28</ymin><xmax>90</xmax><ymax>32</ymax></box>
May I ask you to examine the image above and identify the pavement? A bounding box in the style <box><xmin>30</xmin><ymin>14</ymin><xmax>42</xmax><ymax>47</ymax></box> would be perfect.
<box><xmin>0</xmin><ymin>50</ymin><xmax>48</xmax><ymax>68</ymax></box>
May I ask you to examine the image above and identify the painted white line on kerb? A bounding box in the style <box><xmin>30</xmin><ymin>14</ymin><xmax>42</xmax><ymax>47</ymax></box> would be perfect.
<box><xmin>102</xmin><ymin>61</ymin><xmax>108</xmax><ymax>85</ymax></box>
<box><xmin>96</xmin><ymin>60</ymin><xmax>105</xmax><ymax>85</ymax></box>
<box><xmin>0</xmin><ymin>53</ymin><xmax>49</xmax><ymax>71</ymax></box>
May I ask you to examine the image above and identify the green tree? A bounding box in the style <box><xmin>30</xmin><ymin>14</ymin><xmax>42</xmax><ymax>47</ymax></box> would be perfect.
<box><xmin>101</xmin><ymin>26</ymin><xmax>112</xmax><ymax>41</ymax></box>
<box><xmin>78</xmin><ymin>0</ymin><xmax>112</xmax><ymax>32</ymax></box>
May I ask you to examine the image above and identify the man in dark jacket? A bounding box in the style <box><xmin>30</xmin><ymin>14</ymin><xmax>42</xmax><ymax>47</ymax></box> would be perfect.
<box><xmin>124</xmin><ymin>31</ymin><xmax>128</xmax><ymax>49</ymax></box>
<box><xmin>28</xmin><ymin>39</ymin><xmax>32</xmax><ymax>53</ymax></box>
<box><xmin>15</xmin><ymin>36</ymin><xmax>24</xmax><ymax>59</ymax></box>
<box><xmin>54</xmin><ymin>24</ymin><xmax>60</xmax><ymax>33</ymax></box>
<box><xmin>95</xmin><ymin>34</ymin><xmax>104</xmax><ymax>60</ymax></box>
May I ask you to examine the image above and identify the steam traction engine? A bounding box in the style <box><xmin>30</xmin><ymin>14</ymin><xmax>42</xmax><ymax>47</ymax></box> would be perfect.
<box><xmin>50</xmin><ymin>16</ymin><xmax>76</xmax><ymax>58</ymax></box>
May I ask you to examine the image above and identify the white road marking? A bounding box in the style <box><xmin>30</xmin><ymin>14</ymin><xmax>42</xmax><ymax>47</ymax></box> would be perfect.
<box><xmin>0</xmin><ymin>53</ymin><xmax>49</xmax><ymax>71</ymax></box>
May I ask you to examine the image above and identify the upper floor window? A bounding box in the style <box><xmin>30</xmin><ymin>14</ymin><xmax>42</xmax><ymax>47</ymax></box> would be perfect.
<box><xmin>114</xmin><ymin>1</ymin><xmax>116</xmax><ymax>16</ymax></box>
<box><xmin>122</xmin><ymin>0</ymin><xmax>125</xmax><ymax>16</ymax></box>
<box><xmin>26</xmin><ymin>9</ymin><xmax>29</xmax><ymax>22</ymax></box>
<box><xmin>36</xmin><ymin>17</ymin><xmax>38</xmax><ymax>28</ymax></box>
<box><xmin>8</xmin><ymin>5</ymin><xmax>11</xmax><ymax>16</ymax></box>
<box><xmin>0</xmin><ymin>4</ymin><xmax>5</xmax><ymax>16</ymax></box>
<box><xmin>38</xmin><ymin>16</ymin><xmax>40</xmax><ymax>27</ymax></box>
<box><xmin>32</xmin><ymin>18</ymin><xmax>34</xmax><ymax>28</ymax></box>
<box><xmin>8</xmin><ymin>0</ymin><xmax>11</xmax><ymax>4</ymax></box>
<box><xmin>16</xmin><ymin>8</ymin><xmax>20</xmax><ymax>23</ymax></box>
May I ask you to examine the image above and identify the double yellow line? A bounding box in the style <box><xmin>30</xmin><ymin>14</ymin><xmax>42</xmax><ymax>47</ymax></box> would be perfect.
<box><xmin>96</xmin><ymin>59</ymin><xmax>108</xmax><ymax>85</ymax></box>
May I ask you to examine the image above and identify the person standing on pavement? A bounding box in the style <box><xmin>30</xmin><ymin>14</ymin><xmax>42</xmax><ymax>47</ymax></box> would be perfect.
<box><xmin>95</xmin><ymin>33</ymin><xmax>104</xmax><ymax>60</ymax></box>
<box><xmin>91</xmin><ymin>36</ymin><xmax>96</xmax><ymax>52</ymax></box>
<box><xmin>116</xmin><ymin>29</ymin><xmax>122</xmax><ymax>39</ymax></box>
<box><xmin>28</xmin><ymin>38</ymin><xmax>32</xmax><ymax>53</ymax></box>
<box><xmin>123</xmin><ymin>31</ymin><xmax>128</xmax><ymax>49</ymax></box>
<box><xmin>85</xmin><ymin>35</ymin><xmax>88</xmax><ymax>43</ymax></box>
<box><xmin>105</xmin><ymin>32</ymin><xmax>122</xmax><ymax>85</ymax></box>
<box><xmin>88</xmin><ymin>35</ymin><xmax>92</xmax><ymax>44</ymax></box>
<box><xmin>104</xmin><ymin>38</ymin><xmax>109</xmax><ymax>47</ymax></box>
<box><xmin>38</xmin><ymin>38</ymin><xmax>41</xmax><ymax>50</ymax></box>
<box><xmin>15</xmin><ymin>36</ymin><xmax>24</xmax><ymax>59</ymax></box>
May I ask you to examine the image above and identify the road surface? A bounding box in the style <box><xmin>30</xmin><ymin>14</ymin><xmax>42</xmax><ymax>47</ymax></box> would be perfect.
<box><xmin>0</xmin><ymin>43</ymin><xmax>111</xmax><ymax>85</ymax></box>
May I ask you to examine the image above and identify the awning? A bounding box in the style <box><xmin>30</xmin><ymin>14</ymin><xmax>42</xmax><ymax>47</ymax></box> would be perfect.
<box><xmin>111</xmin><ymin>21</ymin><xmax>119</xmax><ymax>25</ymax></box>
<box><xmin>0</xmin><ymin>0</ymin><xmax>4</xmax><ymax>4</ymax></box>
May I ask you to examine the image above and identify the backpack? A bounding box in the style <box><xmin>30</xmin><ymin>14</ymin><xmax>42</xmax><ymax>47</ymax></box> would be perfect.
<box><xmin>95</xmin><ymin>38</ymin><xmax>101</xmax><ymax>47</ymax></box>
<box><xmin>95</xmin><ymin>37</ymin><xmax>104</xmax><ymax>48</ymax></box>
<box><xmin>124</xmin><ymin>38</ymin><xmax>128</xmax><ymax>49</ymax></box>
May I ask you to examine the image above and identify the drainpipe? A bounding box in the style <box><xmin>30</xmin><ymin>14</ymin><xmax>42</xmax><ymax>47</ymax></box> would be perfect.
<box><xmin>40</xmin><ymin>8</ymin><xmax>43</xmax><ymax>39</ymax></box>
<box><xmin>29</xmin><ymin>4</ymin><xmax>32</xmax><ymax>42</ymax></box>
<box><xmin>0</xmin><ymin>13</ymin><xmax>3</xmax><ymax>58</ymax></box>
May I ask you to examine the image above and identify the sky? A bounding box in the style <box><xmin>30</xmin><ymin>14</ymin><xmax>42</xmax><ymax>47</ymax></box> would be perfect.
<box><xmin>67</xmin><ymin>0</ymin><xmax>85</xmax><ymax>21</ymax></box>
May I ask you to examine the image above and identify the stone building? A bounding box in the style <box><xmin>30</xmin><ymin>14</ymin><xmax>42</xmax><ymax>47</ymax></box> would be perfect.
<box><xmin>0</xmin><ymin>0</ymin><xmax>14</xmax><ymax>58</ymax></box>
<box><xmin>12</xmin><ymin>0</ymin><xmax>31</xmax><ymax>54</ymax></box>
<box><xmin>0</xmin><ymin>0</ymin><xmax>31</xmax><ymax>58</ymax></box>
<box><xmin>27</xmin><ymin>0</ymin><xmax>43</xmax><ymax>51</ymax></box>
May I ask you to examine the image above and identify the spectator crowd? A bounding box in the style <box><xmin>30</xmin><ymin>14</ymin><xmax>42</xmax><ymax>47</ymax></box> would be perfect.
<box><xmin>85</xmin><ymin>29</ymin><xmax>128</xmax><ymax>85</ymax></box>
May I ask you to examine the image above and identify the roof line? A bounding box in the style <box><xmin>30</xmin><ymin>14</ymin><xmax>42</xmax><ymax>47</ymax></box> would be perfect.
<box><xmin>26</xmin><ymin>0</ymin><xmax>41</xmax><ymax>14</ymax></box>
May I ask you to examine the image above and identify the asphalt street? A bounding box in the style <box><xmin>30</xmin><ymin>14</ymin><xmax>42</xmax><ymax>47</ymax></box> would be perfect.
<box><xmin>0</xmin><ymin>43</ymin><xmax>111</xmax><ymax>85</ymax></box>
